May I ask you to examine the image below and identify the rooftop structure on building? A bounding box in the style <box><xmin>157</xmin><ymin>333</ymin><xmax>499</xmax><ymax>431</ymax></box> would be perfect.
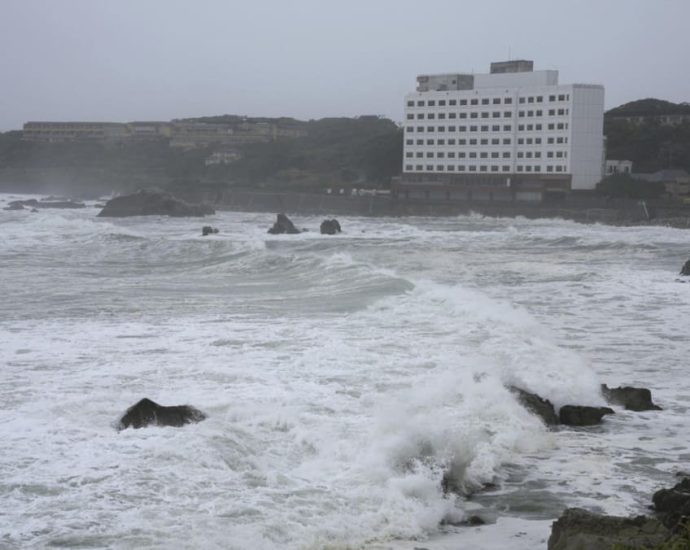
<box><xmin>397</xmin><ymin>60</ymin><xmax>605</xmax><ymax>203</ymax></box>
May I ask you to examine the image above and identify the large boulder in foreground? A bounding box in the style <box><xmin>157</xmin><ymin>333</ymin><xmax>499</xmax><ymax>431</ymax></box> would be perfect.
<box><xmin>559</xmin><ymin>405</ymin><xmax>614</xmax><ymax>426</ymax></box>
<box><xmin>98</xmin><ymin>190</ymin><xmax>214</xmax><ymax>217</ymax></box>
<box><xmin>320</xmin><ymin>219</ymin><xmax>342</xmax><ymax>235</ymax></box>
<box><xmin>602</xmin><ymin>384</ymin><xmax>662</xmax><ymax>411</ymax></box>
<box><xmin>267</xmin><ymin>213</ymin><xmax>300</xmax><ymax>234</ymax></box>
<box><xmin>509</xmin><ymin>386</ymin><xmax>559</xmax><ymax>426</ymax></box>
<box><xmin>548</xmin><ymin>508</ymin><xmax>669</xmax><ymax>550</ymax></box>
<box><xmin>117</xmin><ymin>398</ymin><xmax>207</xmax><ymax>430</ymax></box>
<box><xmin>653</xmin><ymin>477</ymin><xmax>690</xmax><ymax>528</ymax></box>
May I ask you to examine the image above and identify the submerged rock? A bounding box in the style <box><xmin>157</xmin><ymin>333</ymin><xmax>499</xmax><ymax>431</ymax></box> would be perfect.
<box><xmin>601</xmin><ymin>384</ymin><xmax>662</xmax><ymax>411</ymax></box>
<box><xmin>559</xmin><ymin>405</ymin><xmax>614</xmax><ymax>426</ymax></box>
<box><xmin>320</xmin><ymin>219</ymin><xmax>342</xmax><ymax>235</ymax></box>
<box><xmin>6</xmin><ymin>198</ymin><xmax>85</xmax><ymax>209</ymax></box>
<box><xmin>548</xmin><ymin>508</ymin><xmax>669</xmax><ymax>550</ymax></box>
<box><xmin>509</xmin><ymin>386</ymin><xmax>559</xmax><ymax>426</ymax></box>
<box><xmin>98</xmin><ymin>190</ymin><xmax>214</xmax><ymax>217</ymax></box>
<box><xmin>680</xmin><ymin>260</ymin><xmax>690</xmax><ymax>276</ymax></box>
<box><xmin>267</xmin><ymin>213</ymin><xmax>300</xmax><ymax>234</ymax></box>
<box><xmin>202</xmin><ymin>225</ymin><xmax>219</xmax><ymax>236</ymax></box>
<box><xmin>117</xmin><ymin>398</ymin><xmax>207</xmax><ymax>430</ymax></box>
<box><xmin>4</xmin><ymin>202</ymin><xmax>25</xmax><ymax>210</ymax></box>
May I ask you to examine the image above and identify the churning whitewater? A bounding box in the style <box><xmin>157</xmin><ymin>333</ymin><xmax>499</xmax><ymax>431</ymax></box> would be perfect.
<box><xmin>1</xmin><ymin>195</ymin><xmax>689</xmax><ymax>550</ymax></box>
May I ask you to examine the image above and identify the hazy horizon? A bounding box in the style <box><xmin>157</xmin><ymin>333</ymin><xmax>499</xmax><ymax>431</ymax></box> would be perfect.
<box><xmin>1</xmin><ymin>0</ymin><xmax>689</xmax><ymax>132</ymax></box>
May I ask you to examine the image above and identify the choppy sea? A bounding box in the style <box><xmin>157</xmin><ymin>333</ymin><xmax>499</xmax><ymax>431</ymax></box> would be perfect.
<box><xmin>1</xmin><ymin>193</ymin><xmax>689</xmax><ymax>549</ymax></box>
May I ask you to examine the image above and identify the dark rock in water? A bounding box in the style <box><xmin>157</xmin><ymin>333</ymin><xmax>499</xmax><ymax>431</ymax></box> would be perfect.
<box><xmin>680</xmin><ymin>260</ymin><xmax>690</xmax><ymax>276</ymax></box>
<box><xmin>117</xmin><ymin>398</ymin><xmax>207</xmax><ymax>430</ymax></box>
<box><xmin>653</xmin><ymin>478</ymin><xmax>690</xmax><ymax>529</ymax></box>
<box><xmin>36</xmin><ymin>200</ymin><xmax>86</xmax><ymax>209</ymax></box>
<box><xmin>98</xmin><ymin>190</ymin><xmax>214</xmax><ymax>218</ymax></box>
<box><xmin>8</xmin><ymin>199</ymin><xmax>38</xmax><ymax>208</ymax></box>
<box><xmin>202</xmin><ymin>226</ymin><xmax>219</xmax><ymax>236</ymax></box>
<box><xmin>601</xmin><ymin>384</ymin><xmax>662</xmax><ymax>411</ymax></box>
<box><xmin>267</xmin><ymin>213</ymin><xmax>300</xmax><ymax>234</ymax></box>
<box><xmin>509</xmin><ymin>386</ymin><xmax>559</xmax><ymax>425</ymax></box>
<box><xmin>559</xmin><ymin>405</ymin><xmax>614</xmax><ymax>426</ymax></box>
<box><xmin>320</xmin><ymin>219</ymin><xmax>342</xmax><ymax>235</ymax></box>
<box><xmin>547</xmin><ymin>508</ymin><xmax>669</xmax><ymax>550</ymax></box>
<box><xmin>4</xmin><ymin>202</ymin><xmax>25</xmax><ymax>210</ymax></box>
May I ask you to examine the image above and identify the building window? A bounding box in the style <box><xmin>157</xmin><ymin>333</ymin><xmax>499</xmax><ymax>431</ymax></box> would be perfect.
<box><xmin>503</xmin><ymin>138</ymin><xmax>511</xmax><ymax>145</ymax></box>
<box><xmin>548</xmin><ymin>123</ymin><xmax>555</xmax><ymax>130</ymax></box>
<box><xmin>437</xmin><ymin>165</ymin><xmax>444</xmax><ymax>171</ymax></box>
<box><xmin>438</xmin><ymin>113</ymin><xmax>446</xmax><ymax>119</ymax></box>
<box><xmin>449</xmin><ymin>99</ymin><xmax>457</xmax><ymax>106</ymax></box>
<box><xmin>481</xmin><ymin>125</ymin><xmax>489</xmax><ymax>132</ymax></box>
<box><xmin>491</xmin><ymin>151</ymin><xmax>499</xmax><ymax>158</ymax></box>
<box><xmin>517</xmin><ymin>166</ymin><xmax>523</xmax><ymax>172</ymax></box>
<box><xmin>535</xmin><ymin>138</ymin><xmax>541</xmax><ymax>144</ymax></box>
<box><xmin>428</xmin><ymin>100</ymin><xmax>436</xmax><ymax>106</ymax></box>
<box><xmin>558</xmin><ymin>108</ymin><xmax>565</xmax><ymax>115</ymax></box>
<box><xmin>504</xmin><ymin>98</ymin><xmax>512</xmax><ymax>104</ymax></box>
<box><xmin>448</xmin><ymin>151</ymin><xmax>456</xmax><ymax>158</ymax></box>
<box><xmin>517</xmin><ymin>138</ymin><xmax>524</xmax><ymax>145</ymax></box>
<box><xmin>459</xmin><ymin>126</ymin><xmax>466</xmax><ymax>132</ymax></box>
<box><xmin>416</xmin><ymin>164</ymin><xmax>423</xmax><ymax>170</ymax></box>
<box><xmin>459</xmin><ymin>139</ymin><xmax>466</xmax><ymax>146</ymax></box>
<box><xmin>448</xmin><ymin>138</ymin><xmax>456</xmax><ymax>144</ymax></box>
<box><xmin>526</xmin><ymin>151</ymin><xmax>533</xmax><ymax>158</ymax></box>
<box><xmin>469</xmin><ymin>126</ymin><xmax>477</xmax><ymax>132</ymax></box>
<box><xmin>469</xmin><ymin>139</ymin><xmax>477</xmax><ymax>146</ymax></box>
<box><xmin>502</xmin><ymin>165</ymin><xmax>510</xmax><ymax>172</ymax></box>
<box><xmin>482</xmin><ymin>98</ymin><xmax>489</xmax><ymax>105</ymax></box>
<box><xmin>536</xmin><ymin>96</ymin><xmax>543</xmax><ymax>103</ymax></box>
<box><xmin>525</xmin><ymin>165</ymin><xmax>532</xmax><ymax>172</ymax></box>
<box><xmin>438</xmin><ymin>127</ymin><xmax>445</xmax><ymax>133</ymax></box>
<box><xmin>480</xmin><ymin>152</ymin><xmax>488</xmax><ymax>158</ymax></box>
<box><xmin>427</xmin><ymin>139</ymin><xmax>434</xmax><ymax>145</ymax></box>
<box><xmin>503</xmin><ymin>111</ymin><xmax>511</xmax><ymax>118</ymax></box>
<box><xmin>449</xmin><ymin>113</ymin><xmax>457</xmax><ymax>119</ymax></box>
<box><xmin>556</xmin><ymin>151</ymin><xmax>563</xmax><ymax>158</ymax></box>
<box><xmin>459</xmin><ymin>113</ymin><xmax>467</xmax><ymax>119</ymax></box>
<box><xmin>556</xmin><ymin>137</ymin><xmax>564</xmax><ymax>144</ymax></box>
<box><xmin>491</xmin><ymin>138</ymin><xmax>499</xmax><ymax>145</ymax></box>
<box><xmin>558</xmin><ymin>94</ymin><xmax>565</xmax><ymax>101</ymax></box>
<box><xmin>481</xmin><ymin>112</ymin><xmax>489</xmax><ymax>118</ymax></box>
<box><xmin>458</xmin><ymin>165</ymin><xmax>465</xmax><ymax>171</ymax></box>
<box><xmin>470</xmin><ymin>99</ymin><xmax>478</xmax><ymax>105</ymax></box>
<box><xmin>406</xmin><ymin>126</ymin><xmax>414</xmax><ymax>132</ymax></box>
<box><xmin>526</xmin><ymin>124</ymin><xmax>533</xmax><ymax>131</ymax></box>
<box><xmin>469</xmin><ymin>152</ymin><xmax>477</xmax><ymax>158</ymax></box>
<box><xmin>517</xmin><ymin>152</ymin><xmax>524</xmax><ymax>158</ymax></box>
<box><xmin>548</xmin><ymin>109</ymin><xmax>555</xmax><ymax>116</ymax></box>
<box><xmin>557</xmin><ymin>123</ymin><xmax>565</xmax><ymax>130</ymax></box>
<box><xmin>438</xmin><ymin>139</ymin><xmax>445</xmax><ymax>145</ymax></box>
<box><xmin>493</xmin><ymin>98</ymin><xmax>501</xmax><ymax>104</ymax></box>
<box><xmin>536</xmin><ymin>110</ymin><xmax>542</xmax><ymax>116</ymax></box>
<box><xmin>492</xmin><ymin>125</ymin><xmax>500</xmax><ymax>131</ymax></box>
<box><xmin>535</xmin><ymin>124</ymin><xmax>542</xmax><ymax>130</ymax></box>
<box><xmin>416</xmin><ymin>152</ymin><xmax>423</xmax><ymax>158</ymax></box>
<box><xmin>417</xmin><ymin>113</ymin><xmax>425</xmax><ymax>119</ymax></box>
<box><xmin>547</xmin><ymin>137</ymin><xmax>554</xmax><ymax>144</ymax></box>
<box><xmin>417</xmin><ymin>126</ymin><xmax>424</xmax><ymax>132</ymax></box>
<box><xmin>519</xmin><ymin>97</ymin><xmax>525</xmax><ymax>104</ymax></box>
<box><xmin>439</xmin><ymin>100</ymin><xmax>446</xmax><ymax>106</ymax></box>
<box><xmin>428</xmin><ymin>113</ymin><xmax>436</xmax><ymax>119</ymax></box>
<box><xmin>534</xmin><ymin>166</ymin><xmax>541</xmax><ymax>172</ymax></box>
<box><xmin>492</xmin><ymin>112</ymin><xmax>501</xmax><ymax>118</ymax></box>
<box><xmin>406</xmin><ymin>139</ymin><xmax>413</xmax><ymax>145</ymax></box>
<box><xmin>470</xmin><ymin>112</ymin><xmax>478</xmax><ymax>119</ymax></box>
<box><xmin>547</xmin><ymin>165</ymin><xmax>553</xmax><ymax>172</ymax></box>
<box><xmin>502</xmin><ymin>151</ymin><xmax>510</xmax><ymax>158</ymax></box>
<box><xmin>426</xmin><ymin>152</ymin><xmax>434</xmax><ymax>158</ymax></box>
<box><xmin>407</xmin><ymin>101</ymin><xmax>414</xmax><ymax>107</ymax></box>
<box><xmin>405</xmin><ymin>152</ymin><xmax>413</xmax><ymax>158</ymax></box>
<box><xmin>527</xmin><ymin>110</ymin><xmax>534</xmax><ymax>117</ymax></box>
<box><xmin>416</xmin><ymin>139</ymin><xmax>424</xmax><ymax>145</ymax></box>
<box><xmin>405</xmin><ymin>164</ymin><xmax>413</xmax><ymax>170</ymax></box>
<box><xmin>503</xmin><ymin>125</ymin><xmax>511</xmax><ymax>131</ymax></box>
<box><xmin>528</xmin><ymin>97</ymin><xmax>534</xmax><ymax>103</ymax></box>
<box><xmin>518</xmin><ymin>124</ymin><xmax>525</xmax><ymax>131</ymax></box>
<box><xmin>519</xmin><ymin>111</ymin><xmax>525</xmax><ymax>118</ymax></box>
<box><xmin>407</xmin><ymin>114</ymin><xmax>414</xmax><ymax>120</ymax></box>
<box><xmin>417</xmin><ymin>101</ymin><xmax>425</xmax><ymax>106</ymax></box>
<box><xmin>549</xmin><ymin>95</ymin><xmax>556</xmax><ymax>102</ymax></box>
<box><xmin>526</xmin><ymin>137</ymin><xmax>533</xmax><ymax>144</ymax></box>
<box><xmin>556</xmin><ymin>165</ymin><xmax>563</xmax><ymax>172</ymax></box>
<box><xmin>427</xmin><ymin>126</ymin><xmax>435</xmax><ymax>132</ymax></box>
<box><xmin>547</xmin><ymin>152</ymin><xmax>554</xmax><ymax>158</ymax></box>
<box><xmin>480</xmin><ymin>165</ymin><xmax>488</xmax><ymax>172</ymax></box>
<box><xmin>460</xmin><ymin>99</ymin><xmax>467</xmax><ymax>106</ymax></box>
<box><xmin>469</xmin><ymin>165</ymin><xmax>477</xmax><ymax>171</ymax></box>
<box><xmin>535</xmin><ymin>152</ymin><xmax>541</xmax><ymax>158</ymax></box>
<box><xmin>448</xmin><ymin>165</ymin><xmax>455</xmax><ymax>171</ymax></box>
<box><xmin>459</xmin><ymin>151</ymin><xmax>466</xmax><ymax>157</ymax></box>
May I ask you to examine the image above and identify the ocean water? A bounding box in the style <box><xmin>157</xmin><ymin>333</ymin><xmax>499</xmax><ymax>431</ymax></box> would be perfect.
<box><xmin>1</xmin><ymin>194</ymin><xmax>689</xmax><ymax>550</ymax></box>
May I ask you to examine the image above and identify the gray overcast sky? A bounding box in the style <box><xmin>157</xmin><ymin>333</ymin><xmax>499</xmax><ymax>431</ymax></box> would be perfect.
<box><xmin>1</xmin><ymin>0</ymin><xmax>689</xmax><ymax>131</ymax></box>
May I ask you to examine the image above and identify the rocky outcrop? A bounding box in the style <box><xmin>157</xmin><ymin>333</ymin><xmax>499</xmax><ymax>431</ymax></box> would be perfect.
<box><xmin>509</xmin><ymin>386</ymin><xmax>559</xmax><ymax>425</ymax></box>
<box><xmin>320</xmin><ymin>219</ymin><xmax>342</xmax><ymax>235</ymax></box>
<box><xmin>267</xmin><ymin>213</ymin><xmax>300</xmax><ymax>234</ymax></box>
<box><xmin>4</xmin><ymin>202</ymin><xmax>25</xmax><ymax>210</ymax></box>
<box><xmin>202</xmin><ymin>226</ymin><xmax>219</xmax><ymax>236</ymax></box>
<box><xmin>117</xmin><ymin>398</ymin><xmax>207</xmax><ymax>430</ymax></box>
<box><xmin>680</xmin><ymin>260</ymin><xmax>690</xmax><ymax>276</ymax></box>
<box><xmin>559</xmin><ymin>405</ymin><xmax>615</xmax><ymax>426</ymax></box>
<box><xmin>98</xmin><ymin>190</ymin><xmax>215</xmax><ymax>217</ymax></box>
<box><xmin>602</xmin><ymin>384</ymin><xmax>662</xmax><ymax>411</ymax></box>
<box><xmin>653</xmin><ymin>478</ymin><xmax>690</xmax><ymax>529</ymax></box>
<box><xmin>547</xmin><ymin>508</ymin><xmax>669</xmax><ymax>550</ymax></box>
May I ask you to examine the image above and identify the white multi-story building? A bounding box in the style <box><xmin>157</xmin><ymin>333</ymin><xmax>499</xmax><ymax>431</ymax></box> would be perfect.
<box><xmin>397</xmin><ymin>60</ymin><xmax>604</xmax><ymax>201</ymax></box>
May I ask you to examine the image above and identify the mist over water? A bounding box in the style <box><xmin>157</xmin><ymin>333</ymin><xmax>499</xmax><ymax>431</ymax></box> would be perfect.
<box><xmin>1</xmin><ymin>194</ymin><xmax>689</xmax><ymax>549</ymax></box>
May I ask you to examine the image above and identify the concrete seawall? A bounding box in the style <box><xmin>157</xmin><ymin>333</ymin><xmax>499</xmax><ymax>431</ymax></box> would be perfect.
<box><xmin>184</xmin><ymin>189</ymin><xmax>690</xmax><ymax>228</ymax></box>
